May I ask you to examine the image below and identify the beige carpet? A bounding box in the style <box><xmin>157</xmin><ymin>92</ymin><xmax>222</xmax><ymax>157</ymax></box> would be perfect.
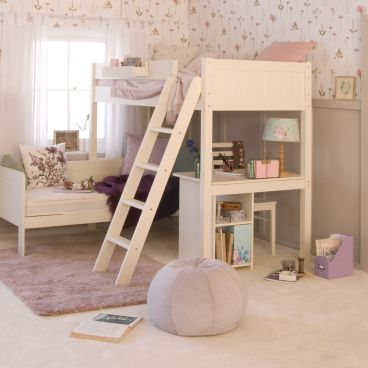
<box><xmin>0</xmin><ymin>232</ymin><xmax>163</xmax><ymax>316</ymax></box>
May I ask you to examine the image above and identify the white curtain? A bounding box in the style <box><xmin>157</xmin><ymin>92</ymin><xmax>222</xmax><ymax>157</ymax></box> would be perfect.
<box><xmin>104</xmin><ymin>21</ymin><xmax>149</xmax><ymax>158</ymax></box>
<box><xmin>0</xmin><ymin>14</ymin><xmax>48</xmax><ymax>159</ymax></box>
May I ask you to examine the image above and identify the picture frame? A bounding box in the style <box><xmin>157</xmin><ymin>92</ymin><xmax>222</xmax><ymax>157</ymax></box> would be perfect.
<box><xmin>335</xmin><ymin>76</ymin><xmax>356</xmax><ymax>100</ymax></box>
<box><xmin>54</xmin><ymin>130</ymin><xmax>79</xmax><ymax>152</ymax></box>
<box><xmin>121</xmin><ymin>57</ymin><xmax>142</xmax><ymax>67</ymax></box>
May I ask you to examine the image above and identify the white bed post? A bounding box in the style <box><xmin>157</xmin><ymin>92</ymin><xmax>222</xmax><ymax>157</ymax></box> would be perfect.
<box><xmin>89</xmin><ymin>64</ymin><xmax>98</xmax><ymax>160</ymax></box>
<box><xmin>18</xmin><ymin>225</ymin><xmax>25</xmax><ymax>256</ymax></box>
<box><xmin>299</xmin><ymin>62</ymin><xmax>313</xmax><ymax>259</ymax></box>
<box><xmin>200</xmin><ymin>59</ymin><xmax>214</xmax><ymax>258</ymax></box>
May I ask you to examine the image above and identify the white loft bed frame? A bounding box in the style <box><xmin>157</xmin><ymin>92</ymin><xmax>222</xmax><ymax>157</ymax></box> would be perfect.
<box><xmin>91</xmin><ymin>58</ymin><xmax>312</xmax><ymax>260</ymax></box>
<box><xmin>0</xmin><ymin>58</ymin><xmax>311</xmax><ymax>260</ymax></box>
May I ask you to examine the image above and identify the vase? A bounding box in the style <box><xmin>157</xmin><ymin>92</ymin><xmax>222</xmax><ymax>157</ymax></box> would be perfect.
<box><xmin>194</xmin><ymin>157</ymin><xmax>200</xmax><ymax>178</ymax></box>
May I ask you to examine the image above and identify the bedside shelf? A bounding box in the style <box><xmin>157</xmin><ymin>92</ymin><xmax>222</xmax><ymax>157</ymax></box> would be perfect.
<box><xmin>97</xmin><ymin>65</ymin><xmax>147</xmax><ymax>79</ymax></box>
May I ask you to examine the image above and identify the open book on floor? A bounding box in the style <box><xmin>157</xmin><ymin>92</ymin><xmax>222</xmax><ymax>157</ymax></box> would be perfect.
<box><xmin>70</xmin><ymin>313</ymin><xmax>142</xmax><ymax>343</ymax></box>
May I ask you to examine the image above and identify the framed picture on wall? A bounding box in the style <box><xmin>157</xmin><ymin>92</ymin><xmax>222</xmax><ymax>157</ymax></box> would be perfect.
<box><xmin>54</xmin><ymin>130</ymin><xmax>79</xmax><ymax>151</ymax></box>
<box><xmin>335</xmin><ymin>76</ymin><xmax>356</xmax><ymax>100</ymax></box>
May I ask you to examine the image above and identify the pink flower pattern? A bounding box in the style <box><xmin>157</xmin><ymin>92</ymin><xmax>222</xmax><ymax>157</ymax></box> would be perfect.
<box><xmin>27</xmin><ymin>147</ymin><xmax>67</xmax><ymax>187</ymax></box>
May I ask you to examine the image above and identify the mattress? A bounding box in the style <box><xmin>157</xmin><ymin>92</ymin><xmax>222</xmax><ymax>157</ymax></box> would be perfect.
<box><xmin>25</xmin><ymin>186</ymin><xmax>109</xmax><ymax>217</ymax></box>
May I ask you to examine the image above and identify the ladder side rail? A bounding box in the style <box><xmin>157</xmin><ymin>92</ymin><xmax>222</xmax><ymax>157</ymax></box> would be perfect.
<box><xmin>93</xmin><ymin>77</ymin><xmax>176</xmax><ymax>272</ymax></box>
<box><xmin>114</xmin><ymin>77</ymin><xmax>202</xmax><ymax>285</ymax></box>
<box><xmin>120</xmin><ymin>76</ymin><xmax>176</xmax><ymax>200</ymax></box>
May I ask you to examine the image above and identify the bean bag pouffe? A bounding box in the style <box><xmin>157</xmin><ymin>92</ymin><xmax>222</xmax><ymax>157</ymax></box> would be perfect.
<box><xmin>147</xmin><ymin>258</ymin><xmax>247</xmax><ymax>336</ymax></box>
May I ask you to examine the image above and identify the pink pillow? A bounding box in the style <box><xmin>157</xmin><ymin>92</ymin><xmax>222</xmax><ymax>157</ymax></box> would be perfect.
<box><xmin>121</xmin><ymin>134</ymin><xmax>168</xmax><ymax>175</ymax></box>
<box><xmin>256</xmin><ymin>42</ymin><xmax>316</xmax><ymax>62</ymax></box>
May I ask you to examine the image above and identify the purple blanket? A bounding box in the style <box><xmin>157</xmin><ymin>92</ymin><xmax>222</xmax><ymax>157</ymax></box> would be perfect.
<box><xmin>95</xmin><ymin>174</ymin><xmax>179</xmax><ymax>228</ymax></box>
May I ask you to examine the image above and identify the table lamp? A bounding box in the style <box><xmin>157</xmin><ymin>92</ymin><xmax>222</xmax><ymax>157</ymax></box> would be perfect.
<box><xmin>262</xmin><ymin>118</ymin><xmax>300</xmax><ymax>176</ymax></box>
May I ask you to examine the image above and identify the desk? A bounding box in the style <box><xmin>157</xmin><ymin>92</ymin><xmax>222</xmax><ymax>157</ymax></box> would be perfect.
<box><xmin>174</xmin><ymin>170</ymin><xmax>309</xmax><ymax>267</ymax></box>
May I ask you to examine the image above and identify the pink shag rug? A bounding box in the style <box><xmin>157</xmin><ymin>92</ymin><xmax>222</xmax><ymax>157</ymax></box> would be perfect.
<box><xmin>0</xmin><ymin>234</ymin><xmax>163</xmax><ymax>316</ymax></box>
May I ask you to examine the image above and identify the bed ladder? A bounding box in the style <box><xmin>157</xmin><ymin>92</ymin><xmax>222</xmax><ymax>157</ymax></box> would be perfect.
<box><xmin>93</xmin><ymin>76</ymin><xmax>202</xmax><ymax>286</ymax></box>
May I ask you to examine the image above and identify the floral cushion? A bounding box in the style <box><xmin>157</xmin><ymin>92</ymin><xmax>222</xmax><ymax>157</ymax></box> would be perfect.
<box><xmin>19</xmin><ymin>143</ymin><xmax>67</xmax><ymax>188</ymax></box>
<box><xmin>152</xmin><ymin>44</ymin><xmax>199</xmax><ymax>70</ymax></box>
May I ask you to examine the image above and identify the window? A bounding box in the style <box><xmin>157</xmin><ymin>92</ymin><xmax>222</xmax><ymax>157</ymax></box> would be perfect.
<box><xmin>46</xmin><ymin>31</ymin><xmax>106</xmax><ymax>146</ymax></box>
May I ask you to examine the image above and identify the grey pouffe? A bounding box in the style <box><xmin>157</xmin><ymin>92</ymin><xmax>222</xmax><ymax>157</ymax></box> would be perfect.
<box><xmin>147</xmin><ymin>258</ymin><xmax>247</xmax><ymax>336</ymax></box>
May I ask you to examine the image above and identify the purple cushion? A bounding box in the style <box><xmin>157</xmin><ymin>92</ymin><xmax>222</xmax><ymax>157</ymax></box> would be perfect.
<box><xmin>121</xmin><ymin>134</ymin><xmax>168</xmax><ymax>175</ymax></box>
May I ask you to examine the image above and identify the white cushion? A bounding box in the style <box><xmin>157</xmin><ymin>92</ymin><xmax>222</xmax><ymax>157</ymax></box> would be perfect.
<box><xmin>25</xmin><ymin>186</ymin><xmax>108</xmax><ymax>216</ymax></box>
<box><xmin>147</xmin><ymin>258</ymin><xmax>247</xmax><ymax>336</ymax></box>
<box><xmin>20</xmin><ymin>143</ymin><xmax>67</xmax><ymax>188</ymax></box>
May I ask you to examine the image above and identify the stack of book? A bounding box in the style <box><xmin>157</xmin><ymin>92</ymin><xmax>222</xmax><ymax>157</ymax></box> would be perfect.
<box><xmin>215</xmin><ymin>228</ymin><xmax>234</xmax><ymax>264</ymax></box>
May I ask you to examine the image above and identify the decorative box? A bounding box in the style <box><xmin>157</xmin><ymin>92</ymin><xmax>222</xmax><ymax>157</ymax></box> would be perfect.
<box><xmin>246</xmin><ymin>159</ymin><xmax>280</xmax><ymax>179</ymax></box>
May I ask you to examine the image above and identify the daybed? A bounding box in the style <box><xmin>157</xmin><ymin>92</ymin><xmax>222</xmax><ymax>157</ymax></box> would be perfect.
<box><xmin>0</xmin><ymin>158</ymin><xmax>121</xmax><ymax>256</ymax></box>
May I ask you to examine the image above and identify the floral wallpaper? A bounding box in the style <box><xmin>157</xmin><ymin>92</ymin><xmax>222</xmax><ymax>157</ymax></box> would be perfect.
<box><xmin>0</xmin><ymin>0</ymin><xmax>189</xmax><ymax>46</ymax></box>
<box><xmin>188</xmin><ymin>0</ymin><xmax>367</xmax><ymax>99</ymax></box>
<box><xmin>1</xmin><ymin>0</ymin><xmax>368</xmax><ymax>99</ymax></box>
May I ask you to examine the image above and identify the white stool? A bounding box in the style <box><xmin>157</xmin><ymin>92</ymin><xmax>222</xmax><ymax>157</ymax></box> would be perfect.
<box><xmin>254</xmin><ymin>200</ymin><xmax>277</xmax><ymax>256</ymax></box>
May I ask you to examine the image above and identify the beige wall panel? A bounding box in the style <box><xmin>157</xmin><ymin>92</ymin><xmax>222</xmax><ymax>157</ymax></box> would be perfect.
<box><xmin>312</xmin><ymin>106</ymin><xmax>360</xmax><ymax>263</ymax></box>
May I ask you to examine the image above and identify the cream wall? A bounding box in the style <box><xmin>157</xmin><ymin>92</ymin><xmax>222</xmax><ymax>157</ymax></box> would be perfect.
<box><xmin>188</xmin><ymin>0</ymin><xmax>366</xmax><ymax>99</ymax></box>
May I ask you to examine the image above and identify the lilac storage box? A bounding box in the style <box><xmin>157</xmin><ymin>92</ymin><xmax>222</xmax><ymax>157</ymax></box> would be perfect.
<box><xmin>314</xmin><ymin>235</ymin><xmax>353</xmax><ymax>279</ymax></box>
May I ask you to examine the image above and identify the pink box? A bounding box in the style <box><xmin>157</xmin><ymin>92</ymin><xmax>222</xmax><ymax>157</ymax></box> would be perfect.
<box><xmin>254</xmin><ymin>160</ymin><xmax>279</xmax><ymax>179</ymax></box>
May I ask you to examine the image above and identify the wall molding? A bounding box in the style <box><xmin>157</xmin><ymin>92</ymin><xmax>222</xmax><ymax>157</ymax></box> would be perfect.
<box><xmin>361</xmin><ymin>15</ymin><xmax>368</xmax><ymax>272</ymax></box>
<box><xmin>313</xmin><ymin>99</ymin><xmax>361</xmax><ymax>111</ymax></box>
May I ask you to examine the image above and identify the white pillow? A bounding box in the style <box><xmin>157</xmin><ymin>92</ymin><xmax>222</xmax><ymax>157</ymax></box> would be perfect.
<box><xmin>122</xmin><ymin>134</ymin><xmax>168</xmax><ymax>175</ymax></box>
<box><xmin>20</xmin><ymin>143</ymin><xmax>67</xmax><ymax>188</ymax></box>
<box><xmin>152</xmin><ymin>44</ymin><xmax>199</xmax><ymax>70</ymax></box>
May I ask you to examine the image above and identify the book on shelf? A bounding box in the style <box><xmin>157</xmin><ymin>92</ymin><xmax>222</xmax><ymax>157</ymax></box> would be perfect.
<box><xmin>229</xmin><ymin>224</ymin><xmax>252</xmax><ymax>265</ymax></box>
<box><xmin>70</xmin><ymin>313</ymin><xmax>142</xmax><ymax>343</ymax></box>
<box><xmin>215</xmin><ymin>229</ymin><xmax>226</xmax><ymax>262</ymax></box>
<box><xmin>225</xmin><ymin>231</ymin><xmax>234</xmax><ymax>264</ymax></box>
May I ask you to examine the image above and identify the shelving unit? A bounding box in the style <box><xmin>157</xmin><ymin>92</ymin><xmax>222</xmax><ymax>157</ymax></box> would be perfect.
<box><xmin>175</xmin><ymin>58</ymin><xmax>312</xmax><ymax>268</ymax></box>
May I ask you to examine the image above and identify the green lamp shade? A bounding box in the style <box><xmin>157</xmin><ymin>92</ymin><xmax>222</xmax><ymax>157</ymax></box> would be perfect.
<box><xmin>263</xmin><ymin>118</ymin><xmax>300</xmax><ymax>142</ymax></box>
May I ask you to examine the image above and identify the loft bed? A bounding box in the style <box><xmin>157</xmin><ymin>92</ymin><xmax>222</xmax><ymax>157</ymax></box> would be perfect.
<box><xmin>90</xmin><ymin>57</ymin><xmax>312</xmax><ymax>284</ymax></box>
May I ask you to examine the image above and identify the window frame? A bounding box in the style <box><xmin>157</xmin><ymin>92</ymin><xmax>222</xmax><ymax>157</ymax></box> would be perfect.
<box><xmin>46</xmin><ymin>28</ymin><xmax>107</xmax><ymax>150</ymax></box>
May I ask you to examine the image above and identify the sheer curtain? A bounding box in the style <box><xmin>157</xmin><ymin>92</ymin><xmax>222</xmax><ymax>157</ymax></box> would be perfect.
<box><xmin>0</xmin><ymin>14</ymin><xmax>48</xmax><ymax>159</ymax></box>
<box><xmin>104</xmin><ymin>21</ymin><xmax>149</xmax><ymax>158</ymax></box>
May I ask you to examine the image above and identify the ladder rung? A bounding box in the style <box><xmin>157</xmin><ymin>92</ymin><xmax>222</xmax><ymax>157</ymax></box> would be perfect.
<box><xmin>121</xmin><ymin>198</ymin><xmax>145</xmax><ymax>210</ymax></box>
<box><xmin>135</xmin><ymin>162</ymin><xmax>159</xmax><ymax>171</ymax></box>
<box><xmin>150</xmin><ymin>127</ymin><xmax>174</xmax><ymax>135</ymax></box>
<box><xmin>107</xmin><ymin>235</ymin><xmax>130</xmax><ymax>249</ymax></box>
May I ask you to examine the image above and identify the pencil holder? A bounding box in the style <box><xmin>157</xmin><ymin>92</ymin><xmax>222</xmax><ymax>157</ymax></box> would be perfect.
<box><xmin>223</xmin><ymin>160</ymin><xmax>234</xmax><ymax>172</ymax></box>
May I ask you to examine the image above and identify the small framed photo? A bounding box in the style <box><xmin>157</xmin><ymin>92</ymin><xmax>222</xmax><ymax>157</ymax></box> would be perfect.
<box><xmin>54</xmin><ymin>130</ymin><xmax>79</xmax><ymax>151</ymax></box>
<box><xmin>121</xmin><ymin>57</ymin><xmax>142</xmax><ymax>67</ymax></box>
<box><xmin>335</xmin><ymin>76</ymin><xmax>356</xmax><ymax>100</ymax></box>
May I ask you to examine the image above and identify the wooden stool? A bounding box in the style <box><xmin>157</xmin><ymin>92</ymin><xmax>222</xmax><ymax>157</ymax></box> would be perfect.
<box><xmin>254</xmin><ymin>200</ymin><xmax>277</xmax><ymax>256</ymax></box>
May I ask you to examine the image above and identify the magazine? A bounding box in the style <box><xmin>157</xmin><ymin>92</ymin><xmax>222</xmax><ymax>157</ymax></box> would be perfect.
<box><xmin>315</xmin><ymin>236</ymin><xmax>344</xmax><ymax>261</ymax></box>
<box><xmin>70</xmin><ymin>313</ymin><xmax>142</xmax><ymax>343</ymax></box>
